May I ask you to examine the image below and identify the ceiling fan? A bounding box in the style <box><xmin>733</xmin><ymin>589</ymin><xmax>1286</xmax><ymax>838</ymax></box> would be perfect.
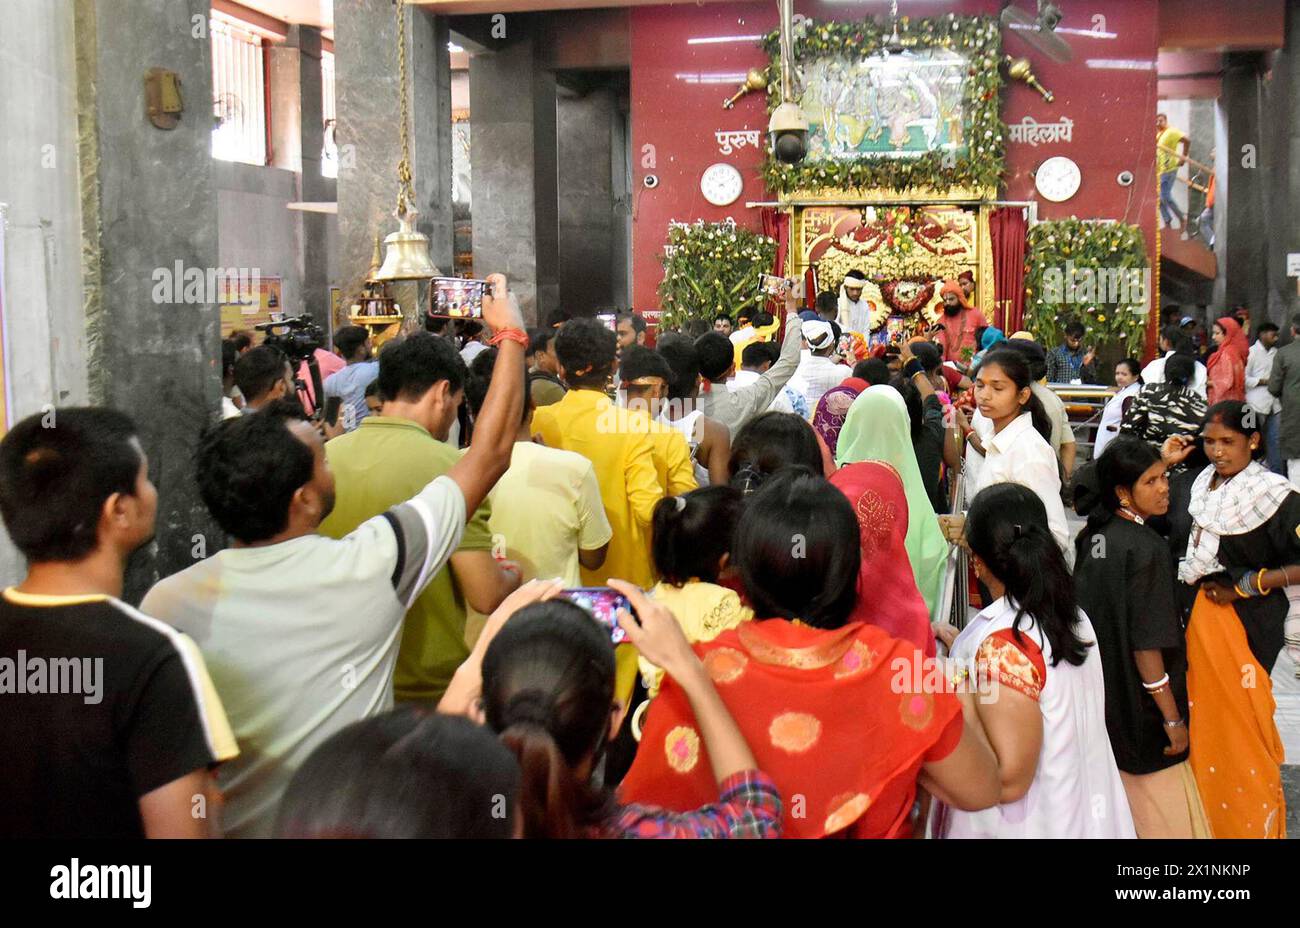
<box><xmin>1000</xmin><ymin>0</ymin><xmax>1073</xmax><ymax>63</ymax></box>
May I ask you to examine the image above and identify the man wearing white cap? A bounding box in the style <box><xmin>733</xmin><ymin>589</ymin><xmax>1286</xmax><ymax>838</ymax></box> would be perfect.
<box><xmin>837</xmin><ymin>270</ymin><xmax>873</xmax><ymax>336</ymax></box>
<box><xmin>788</xmin><ymin>320</ymin><xmax>853</xmax><ymax>411</ymax></box>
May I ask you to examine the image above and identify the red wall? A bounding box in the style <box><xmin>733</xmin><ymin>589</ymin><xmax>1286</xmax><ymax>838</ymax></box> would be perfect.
<box><xmin>629</xmin><ymin>0</ymin><xmax>1161</xmax><ymax>321</ymax></box>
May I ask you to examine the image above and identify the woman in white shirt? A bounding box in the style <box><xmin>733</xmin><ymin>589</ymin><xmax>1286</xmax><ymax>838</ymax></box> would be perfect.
<box><xmin>964</xmin><ymin>349</ymin><xmax>1070</xmax><ymax>551</ymax></box>
<box><xmin>931</xmin><ymin>482</ymin><xmax>1135</xmax><ymax>838</ymax></box>
<box><xmin>1093</xmin><ymin>357</ymin><xmax>1143</xmax><ymax>458</ymax></box>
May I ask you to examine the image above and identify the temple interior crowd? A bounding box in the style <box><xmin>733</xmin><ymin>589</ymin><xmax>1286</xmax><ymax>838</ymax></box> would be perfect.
<box><xmin>3</xmin><ymin>272</ymin><xmax>1298</xmax><ymax>841</ymax></box>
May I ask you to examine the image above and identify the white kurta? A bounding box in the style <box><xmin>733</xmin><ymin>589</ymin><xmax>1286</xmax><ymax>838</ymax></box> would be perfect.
<box><xmin>1093</xmin><ymin>380</ymin><xmax>1141</xmax><ymax>458</ymax></box>
<box><xmin>936</xmin><ymin>598</ymin><xmax>1136</xmax><ymax>839</ymax></box>
<box><xmin>836</xmin><ymin>290</ymin><xmax>873</xmax><ymax>336</ymax></box>
<box><xmin>964</xmin><ymin>412</ymin><xmax>1069</xmax><ymax>553</ymax></box>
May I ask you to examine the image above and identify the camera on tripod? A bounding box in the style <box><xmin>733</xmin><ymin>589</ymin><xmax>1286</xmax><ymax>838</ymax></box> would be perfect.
<box><xmin>253</xmin><ymin>314</ymin><xmax>329</xmax><ymax>421</ymax></box>
<box><xmin>254</xmin><ymin>314</ymin><xmax>325</xmax><ymax>362</ymax></box>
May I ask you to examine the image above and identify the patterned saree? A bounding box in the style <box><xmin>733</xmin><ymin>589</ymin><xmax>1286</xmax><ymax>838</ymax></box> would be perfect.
<box><xmin>618</xmin><ymin>618</ymin><xmax>962</xmax><ymax>838</ymax></box>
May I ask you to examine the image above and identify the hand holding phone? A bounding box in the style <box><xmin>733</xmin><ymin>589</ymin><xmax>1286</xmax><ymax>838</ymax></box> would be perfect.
<box><xmin>559</xmin><ymin>587</ymin><xmax>635</xmax><ymax>644</ymax></box>
<box><xmin>323</xmin><ymin>395</ymin><xmax>343</xmax><ymax>427</ymax></box>
<box><xmin>431</xmin><ymin>276</ymin><xmax>501</xmax><ymax>319</ymax></box>
<box><xmin>479</xmin><ymin>273</ymin><xmax>522</xmax><ymax>333</ymax></box>
<box><xmin>606</xmin><ymin>579</ymin><xmax>700</xmax><ymax>680</ymax></box>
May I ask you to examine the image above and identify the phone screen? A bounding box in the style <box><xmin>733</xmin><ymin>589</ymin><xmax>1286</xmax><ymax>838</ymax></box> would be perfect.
<box><xmin>758</xmin><ymin>274</ymin><xmax>787</xmax><ymax>297</ymax></box>
<box><xmin>595</xmin><ymin>313</ymin><xmax>617</xmax><ymax>332</ymax></box>
<box><xmin>430</xmin><ymin>277</ymin><xmax>488</xmax><ymax>318</ymax></box>
<box><xmin>558</xmin><ymin>587</ymin><xmax>632</xmax><ymax>644</ymax></box>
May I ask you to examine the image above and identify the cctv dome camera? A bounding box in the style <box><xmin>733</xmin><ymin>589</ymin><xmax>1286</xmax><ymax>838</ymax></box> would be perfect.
<box><xmin>768</xmin><ymin>102</ymin><xmax>809</xmax><ymax>166</ymax></box>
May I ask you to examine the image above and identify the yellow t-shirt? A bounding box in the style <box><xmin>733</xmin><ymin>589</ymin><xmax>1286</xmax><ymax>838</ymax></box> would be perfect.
<box><xmin>731</xmin><ymin>317</ymin><xmax>783</xmax><ymax>370</ymax></box>
<box><xmin>639</xmin><ymin>580</ymin><xmax>753</xmax><ymax>697</ymax></box>
<box><xmin>531</xmin><ymin>388</ymin><xmax>663</xmax><ymax>588</ymax></box>
<box><xmin>1157</xmin><ymin>126</ymin><xmax>1185</xmax><ymax>175</ymax></box>
<box><xmin>645</xmin><ymin>419</ymin><xmax>698</xmax><ymax>497</ymax></box>
<box><xmin>486</xmin><ymin>440</ymin><xmax>613</xmax><ymax>586</ymax></box>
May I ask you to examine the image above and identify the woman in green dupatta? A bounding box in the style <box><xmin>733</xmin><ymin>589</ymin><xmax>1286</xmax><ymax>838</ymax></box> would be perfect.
<box><xmin>836</xmin><ymin>385</ymin><xmax>949</xmax><ymax>616</ymax></box>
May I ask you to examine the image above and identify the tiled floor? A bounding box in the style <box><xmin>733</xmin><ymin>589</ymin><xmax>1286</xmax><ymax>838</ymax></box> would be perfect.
<box><xmin>1270</xmin><ymin>649</ymin><xmax>1300</xmax><ymax>837</ymax></box>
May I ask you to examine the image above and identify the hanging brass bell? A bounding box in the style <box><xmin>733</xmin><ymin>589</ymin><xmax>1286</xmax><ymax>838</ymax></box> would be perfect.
<box><xmin>374</xmin><ymin>210</ymin><xmax>440</xmax><ymax>281</ymax></box>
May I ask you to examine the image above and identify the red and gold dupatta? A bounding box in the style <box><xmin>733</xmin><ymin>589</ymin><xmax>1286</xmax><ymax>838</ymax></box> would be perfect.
<box><xmin>618</xmin><ymin>619</ymin><xmax>961</xmax><ymax>838</ymax></box>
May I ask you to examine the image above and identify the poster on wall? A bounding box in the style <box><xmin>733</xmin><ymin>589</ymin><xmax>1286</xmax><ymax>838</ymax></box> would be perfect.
<box><xmin>801</xmin><ymin>49</ymin><xmax>971</xmax><ymax>162</ymax></box>
<box><xmin>219</xmin><ymin>275</ymin><xmax>283</xmax><ymax>339</ymax></box>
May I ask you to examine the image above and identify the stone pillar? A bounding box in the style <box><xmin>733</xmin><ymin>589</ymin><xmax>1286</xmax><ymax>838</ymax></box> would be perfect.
<box><xmin>470</xmin><ymin>37</ymin><xmax>560</xmax><ymax>323</ymax></box>
<box><xmin>73</xmin><ymin>0</ymin><xmax>221</xmax><ymax>601</ymax></box>
<box><xmin>558</xmin><ymin>88</ymin><xmax>617</xmax><ymax>316</ymax></box>
<box><xmin>1260</xmin><ymin>11</ymin><xmax>1300</xmax><ymax>331</ymax></box>
<box><xmin>288</xmin><ymin>26</ymin><xmax>333</xmax><ymax>326</ymax></box>
<box><xmin>1218</xmin><ymin>53</ymin><xmax>1271</xmax><ymax>322</ymax></box>
<box><xmin>267</xmin><ymin>43</ymin><xmax>304</xmax><ymax>173</ymax></box>
<box><xmin>335</xmin><ymin>0</ymin><xmax>452</xmax><ymax>324</ymax></box>
<box><xmin>0</xmin><ymin>0</ymin><xmax>90</xmax><ymax>585</ymax></box>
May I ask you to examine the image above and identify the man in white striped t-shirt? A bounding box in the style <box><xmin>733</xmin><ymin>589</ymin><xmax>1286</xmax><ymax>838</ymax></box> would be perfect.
<box><xmin>142</xmin><ymin>274</ymin><xmax>528</xmax><ymax>837</ymax></box>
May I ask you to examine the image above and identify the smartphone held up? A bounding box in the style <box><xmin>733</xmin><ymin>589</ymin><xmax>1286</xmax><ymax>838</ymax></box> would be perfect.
<box><xmin>428</xmin><ymin>277</ymin><xmax>490</xmax><ymax>319</ymax></box>
<box><xmin>558</xmin><ymin>587</ymin><xmax>635</xmax><ymax>645</ymax></box>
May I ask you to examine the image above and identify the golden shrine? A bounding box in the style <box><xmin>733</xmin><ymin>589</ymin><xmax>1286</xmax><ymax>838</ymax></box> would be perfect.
<box><xmin>783</xmin><ymin>185</ymin><xmax>997</xmax><ymax>340</ymax></box>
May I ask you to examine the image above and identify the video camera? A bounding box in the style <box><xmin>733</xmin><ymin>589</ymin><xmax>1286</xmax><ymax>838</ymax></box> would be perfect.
<box><xmin>254</xmin><ymin>314</ymin><xmax>329</xmax><ymax>421</ymax></box>
<box><xmin>254</xmin><ymin>314</ymin><xmax>325</xmax><ymax>362</ymax></box>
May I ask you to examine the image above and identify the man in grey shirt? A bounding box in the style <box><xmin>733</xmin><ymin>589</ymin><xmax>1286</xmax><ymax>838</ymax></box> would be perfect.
<box><xmin>1268</xmin><ymin>312</ymin><xmax>1300</xmax><ymax>487</ymax></box>
<box><xmin>696</xmin><ymin>313</ymin><xmax>804</xmax><ymax>436</ymax></box>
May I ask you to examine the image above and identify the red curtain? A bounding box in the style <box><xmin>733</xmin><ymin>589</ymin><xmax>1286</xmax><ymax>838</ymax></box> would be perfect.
<box><xmin>988</xmin><ymin>207</ymin><xmax>1028</xmax><ymax>332</ymax></box>
<box><xmin>761</xmin><ymin>208</ymin><xmax>793</xmax><ymax>332</ymax></box>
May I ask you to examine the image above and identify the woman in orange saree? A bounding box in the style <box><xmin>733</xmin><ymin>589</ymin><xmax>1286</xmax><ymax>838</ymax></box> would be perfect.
<box><xmin>1176</xmin><ymin>402</ymin><xmax>1298</xmax><ymax>838</ymax></box>
<box><xmin>618</xmin><ymin>467</ymin><xmax>1001</xmax><ymax>838</ymax></box>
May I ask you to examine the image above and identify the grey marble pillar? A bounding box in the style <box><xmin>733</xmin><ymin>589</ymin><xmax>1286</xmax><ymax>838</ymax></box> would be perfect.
<box><xmin>288</xmin><ymin>26</ymin><xmax>334</xmax><ymax>326</ymax></box>
<box><xmin>335</xmin><ymin>0</ymin><xmax>452</xmax><ymax>324</ymax></box>
<box><xmin>558</xmin><ymin>89</ymin><xmax>617</xmax><ymax>316</ymax></box>
<box><xmin>1219</xmin><ymin>53</ymin><xmax>1271</xmax><ymax>323</ymax></box>
<box><xmin>470</xmin><ymin>37</ymin><xmax>560</xmax><ymax>324</ymax></box>
<box><xmin>73</xmin><ymin>0</ymin><xmax>221</xmax><ymax>601</ymax></box>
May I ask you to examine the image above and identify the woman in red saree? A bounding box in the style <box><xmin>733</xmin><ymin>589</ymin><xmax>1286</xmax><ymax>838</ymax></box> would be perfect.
<box><xmin>619</xmin><ymin>468</ymin><xmax>1000</xmax><ymax>838</ymax></box>
<box><xmin>1206</xmin><ymin>316</ymin><xmax>1248</xmax><ymax>404</ymax></box>
<box><xmin>830</xmin><ymin>460</ymin><xmax>936</xmax><ymax>657</ymax></box>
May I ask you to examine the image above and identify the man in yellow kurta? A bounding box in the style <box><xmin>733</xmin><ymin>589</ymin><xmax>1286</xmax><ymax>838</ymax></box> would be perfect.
<box><xmin>617</xmin><ymin>345</ymin><xmax>698</xmax><ymax>497</ymax></box>
<box><xmin>531</xmin><ymin>318</ymin><xmax>664</xmax><ymax>589</ymax></box>
<box><xmin>531</xmin><ymin>318</ymin><xmax>668</xmax><ymax>706</ymax></box>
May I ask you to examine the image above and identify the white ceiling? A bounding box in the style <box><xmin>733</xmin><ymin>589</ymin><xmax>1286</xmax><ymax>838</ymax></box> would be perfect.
<box><xmin>238</xmin><ymin>0</ymin><xmax>334</xmax><ymax>30</ymax></box>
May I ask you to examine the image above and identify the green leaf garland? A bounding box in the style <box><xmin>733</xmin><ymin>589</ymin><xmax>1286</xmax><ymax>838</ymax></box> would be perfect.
<box><xmin>657</xmin><ymin>223</ymin><xmax>778</xmax><ymax>330</ymax></box>
<box><xmin>1024</xmin><ymin>219</ymin><xmax>1150</xmax><ymax>356</ymax></box>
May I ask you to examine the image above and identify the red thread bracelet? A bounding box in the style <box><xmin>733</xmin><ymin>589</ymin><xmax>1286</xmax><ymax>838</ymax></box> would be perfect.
<box><xmin>488</xmin><ymin>327</ymin><xmax>529</xmax><ymax>348</ymax></box>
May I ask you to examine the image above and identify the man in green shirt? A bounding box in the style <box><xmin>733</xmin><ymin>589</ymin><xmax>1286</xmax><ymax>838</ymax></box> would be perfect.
<box><xmin>320</xmin><ymin>333</ymin><xmax>521</xmax><ymax>704</ymax></box>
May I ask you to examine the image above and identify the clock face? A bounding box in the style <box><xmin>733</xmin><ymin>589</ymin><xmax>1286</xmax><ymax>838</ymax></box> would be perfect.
<box><xmin>1035</xmin><ymin>156</ymin><xmax>1081</xmax><ymax>202</ymax></box>
<box><xmin>700</xmin><ymin>162</ymin><xmax>744</xmax><ymax>207</ymax></box>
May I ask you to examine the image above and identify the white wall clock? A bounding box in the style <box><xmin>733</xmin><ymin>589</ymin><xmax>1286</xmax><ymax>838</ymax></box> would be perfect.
<box><xmin>700</xmin><ymin>162</ymin><xmax>744</xmax><ymax>206</ymax></box>
<box><xmin>1035</xmin><ymin>155</ymin><xmax>1082</xmax><ymax>202</ymax></box>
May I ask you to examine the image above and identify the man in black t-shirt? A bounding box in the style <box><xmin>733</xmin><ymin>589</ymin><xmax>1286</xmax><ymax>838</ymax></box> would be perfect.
<box><xmin>0</xmin><ymin>408</ymin><xmax>237</xmax><ymax>838</ymax></box>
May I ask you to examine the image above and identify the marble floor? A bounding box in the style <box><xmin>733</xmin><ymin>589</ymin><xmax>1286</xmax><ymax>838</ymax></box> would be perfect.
<box><xmin>1270</xmin><ymin>649</ymin><xmax>1300</xmax><ymax>837</ymax></box>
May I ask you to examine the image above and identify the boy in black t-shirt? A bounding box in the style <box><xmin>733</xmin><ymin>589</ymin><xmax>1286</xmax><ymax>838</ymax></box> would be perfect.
<box><xmin>0</xmin><ymin>408</ymin><xmax>237</xmax><ymax>838</ymax></box>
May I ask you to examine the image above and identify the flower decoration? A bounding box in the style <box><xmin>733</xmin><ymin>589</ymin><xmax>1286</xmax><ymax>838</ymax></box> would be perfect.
<box><xmin>658</xmin><ymin>222</ymin><xmax>778</xmax><ymax>329</ymax></box>
<box><xmin>1024</xmin><ymin>219</ymin><xmax>1150</xmax><ymax>356</ymax></box>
